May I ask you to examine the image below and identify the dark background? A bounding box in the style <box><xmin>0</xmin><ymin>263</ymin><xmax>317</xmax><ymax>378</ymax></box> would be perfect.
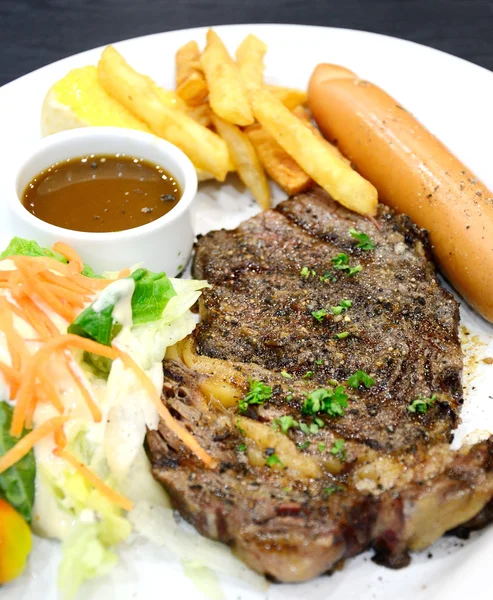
<box><xmin>1</xmin><ymin>0</ymin><xmax>492</xmax><ymax>86</ymax></box>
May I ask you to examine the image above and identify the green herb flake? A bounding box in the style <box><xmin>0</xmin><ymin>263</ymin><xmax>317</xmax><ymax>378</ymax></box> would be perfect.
<box><xmin>331</xmin><ymin>299</ymin><xmax>353</xmax><ymax>315</ymax></box>
<box><xmin>237</xmin><ymin>443</ymin><xmax>247</xmax><ymax>452</ymax></box>
<box><xmin>347</xmin><ymin>370</ymin><xmax>375</xmax><ymax>389</ymax></box>
<box><xmin>318</xmin><ymin>443</ymin><xmax>326</xmax><ymax>453</ymax></box>
<box><xmin>299</xmin><ymin>422</ymin><xmax>311</xmax><ymax>435</ymax></box>
<box><xmin>300</xmin><ymin>266</ymin><xmax>310</xmax><ymax>277</ymax></box>
<box><xmin>331</xmin><ymin>253</ymin><xmax>362</xmax><ymax>277</ymax></box>
<box><xmin>281</xmin><ymin>370</ymin><xmax>292</xmax><ymax>379</ymax></box>
<box><xmin>330</xmin><ymin>439</ymin><xmax>346</xmax><ymax>461</ymax></box>
<box><xmin>303</xmin><ymin>371</ymin><xmax>314</xmax><ymax>379</ymax></box>
<box><xmin>323</xmin><ymin>485</ymin><xmax>343</xmax><ymax>496</ymax></box>
<box><xmin>272</xmin><ymin>415</ymin><xmax>298</xmax><ymax>434</ymax></box>
<box><xmin>334</xmin><ymin>331</ymin><xmax>349</xmax><ymax>340</ymax></box>
<box><xmin>238</xmin><ymin>380</ymin><xmax>273</xmax><ymax>414</ymax></box>
<box><xmin>309</xmin><ymin>423</ymin><xmax>319</xmax><ymax>434</ymax></box>
<box><xmin>408</xmin><ymin>394</ymin><xmax>437</xmax><ymax>414</ymax></box>
<box><xmin>315</xmin><ymin>359</ymin><xmax>324</xmax><ymax>365</ymax></box>
<box><xmin>349</xmin><ymin>227</ymin><xmax>375</xmax><ymax>250</ymax></box>
<box><xmin>314</xmin><ymin>417</ymin><xmax>325</xmax><ymax>428</ymax></box>
<box><xmin>297</xmin><ymin>441</ymin><xmax>310</xmax><ymax>450</ymax></box>
<box><xmin>302</xmin><ymin>386</ymin><xmax>348</xmax><ymax>418</ymax></box>
<box><xmin>312</xmin><ymin>309</ymin><xmax>328</xmax><ymax>323</ymax></box>
<box><xmin>265</xmin><ymin>454</ymin><xmax>283</xmax><ymax>468</ymax></box>
<box><xmin>0</xmin><ymin>401</ymin><xmax>35</xmax><ymax>523</ymax></box>
<box><xmin>235</xmin><ymin>420</ymin><xmax>246</xmax><ymax>436</ymax></box>
<box><xmin>286</xmin><ymin>394</ymin><xmax>293</xmax><ymax>402</ymax></box>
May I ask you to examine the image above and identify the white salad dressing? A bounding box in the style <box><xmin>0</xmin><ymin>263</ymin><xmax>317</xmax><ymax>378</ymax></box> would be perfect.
<box><xmin>92</xmin><ymin>278</ymin><xmax>135</xmax><ymax>328</ymax></box>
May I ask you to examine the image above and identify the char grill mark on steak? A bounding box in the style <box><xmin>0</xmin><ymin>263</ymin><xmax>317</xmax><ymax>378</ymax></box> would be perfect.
<box><xmin>147</xmin><ymin>188</ymin><xmax>493</xmax><ymax>582</ymax></box>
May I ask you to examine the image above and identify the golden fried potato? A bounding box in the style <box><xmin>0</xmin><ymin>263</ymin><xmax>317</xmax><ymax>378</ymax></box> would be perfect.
<box><xmin>264</xmin><ymin>84</ymin><xmax>307</xmax><ymax>110</ymax></box>
<box><xmin>246</xmin><ymin>124</ymin><xmax>312</xmax><ymax>196</ymax></box>
<box><xmin>212</xmin><ymin>114</ymin><xmax>270</xmax><ymax>210</ymax></box>
<box><xmin>236</xmin><ymin>34</ymin><xmax>267</xmax><ymax>87</ymax></box>
<box><xmin>186</xmin><ymin>102</ymin><xmax>213</xmax><ymax>127</ymax></box>
<box><xmin>246</xmin><ymin>85</ymin><xmax>378</xmax><ymax>216</ymax></box>
<box><xmin>292</xmin><ymin>106</ymin><xmax>351</xmax><ymax>165</ymax></box>
<box><xmin>175</xmin><ymin>41</ymin><xmax>209</xmax><ymax>106</ymax></box>
<box><xmin>98</xmin><ymin>46</ymin><xmax>229</xmax><ymax>181</ymax></box>
<box><xmin>200</xmin><ymin>30</ymin><xmax>254</xmax><ymax>126</ymax></box>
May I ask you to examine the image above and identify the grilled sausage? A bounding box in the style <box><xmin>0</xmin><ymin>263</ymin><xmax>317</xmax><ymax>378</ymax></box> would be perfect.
<box><xmin>308</xmin><ymin>63</ymin><xmax>493</xmax><ymax>322</ymax></box>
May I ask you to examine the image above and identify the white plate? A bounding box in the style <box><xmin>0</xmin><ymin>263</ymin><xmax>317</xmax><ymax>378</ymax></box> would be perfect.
<box><xmin>3</xmin><ymin>23</ymin><xmax>493</xmax><ymax>600</ymax></box>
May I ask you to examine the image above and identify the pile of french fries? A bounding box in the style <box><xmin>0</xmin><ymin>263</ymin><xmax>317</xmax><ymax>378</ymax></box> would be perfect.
<box><xmin>98</xmin><ymin>30</ymin><xmax>377</xmax><ymax>216</ymax></box>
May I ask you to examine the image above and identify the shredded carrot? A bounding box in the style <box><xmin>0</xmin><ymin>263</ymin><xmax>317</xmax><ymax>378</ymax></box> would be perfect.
<box><xmin>52</xmin><ymin>242</ymin><xmax>84</xmax><ymax>274</ymax></box>
<box><xmin>64</xmin><ymin>351</ymin><xmax>102</xmax><ymax>422</ymax></box>
<box><xmin>40</xmin><ymin>270</ymin><xmax>96</xmax><ymax>297</ymax></box>
<box><xmin>16</xmin><ymin>296</ymin><xmax>55</xmax><ymax>338</ymax></box>
<box><xmin>68</xmin><ymin>273</ymin><xmax>112</xmax><ymax>290</ymax></box>
<box><xmin>0</xmin><ymin>361</ymin><xmax>21</xmax><ymax>397</ymax></box>
<box><xmin>35</xmin><ymin>334</ymin><xmax>118</xmax><ymax>364</ymax></box>
<box><xmin>118</xmin><ymin>268</ymin><xmax>131</xmax><ymax>278</ymax></box>
<box><xmin>10</xmin><ymin>366</ymin><xmax>36</xmax><ymax>437</ymax></box>
<box><xmin>0</xmin><ymin>416</ymin><xmax>69</xmax><ymax>473</ymax></box>
<box><xmin>114</xmin><ymin>347</ymin><xmax>217</xmax><ymax>469</ymax></box>
<box><xmin>9</xmin><ymin>255</ymin><xmax>70</xmax><ymax>275</ymax></box>
<box><xmin>13</xmin><ymin>259</ymin><xmax>76</xmax><ymax>322</ymax></box>
<box><xmin>41</xmin><ymin>281</ymin><xmax>85</xmax><ymax>308</ymax></box>
<box><xmin>54</xmin><ymin>426</ymin><xmax>67</xmax><ymax>450</ymax></box>
<box><xmin>0</xmin><ymin>298</ymin><xmax>30</xmax><ymax>372</ymax></box>
<box><xmin>55</xmin><ymin>448</ymin><xmax>133</xmax><ymax>511</ymax></box>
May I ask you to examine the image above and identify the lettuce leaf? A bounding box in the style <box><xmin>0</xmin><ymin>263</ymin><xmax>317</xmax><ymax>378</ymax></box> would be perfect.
<box><xmin>0</xmin><ymin>237</ymin><xmax>101</xmax><ymax>278</ymax></box>
<box><xmin>0</xmin><ymin>237</ymin><xmax>67</xmax><ymax>262</ymax></box>
<box><xmin>69</xmin><ymin>269</ymin><xmax>177</xmax><ymax>346</ymax></box>
<box><xmin>58</xmin><ymin>522</ymin><xmax>118</xmax><ymax>600</ymax></box>
<box><xmin>0</xmin><ymin>401</ymin><xmax>35</xmax><ymax>523</ymax></box>
<box><xmin>129</xmin><ymin>268</ymin><xmax>177</xmax><ymax>325</ymax></box>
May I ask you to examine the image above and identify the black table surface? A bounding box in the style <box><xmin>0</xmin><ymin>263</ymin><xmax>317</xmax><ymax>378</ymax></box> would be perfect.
<box><xmin>1</xmin><ymin>0</ymin><xmax>492</xmax><ymax>86</ymax></box>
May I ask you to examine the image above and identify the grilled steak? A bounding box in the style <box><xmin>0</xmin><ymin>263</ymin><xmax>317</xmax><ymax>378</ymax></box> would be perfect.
<box><xmin>147</xmin><ymin>188</ymin><xmax>493</xmax><ymax>581</ymax></box>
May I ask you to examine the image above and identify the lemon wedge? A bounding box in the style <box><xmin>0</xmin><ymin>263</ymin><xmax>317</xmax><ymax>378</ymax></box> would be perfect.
<box><xmin>41</xmin><ymin>66</ymin><xmax>152</xmax><ymax>136</ymax></box>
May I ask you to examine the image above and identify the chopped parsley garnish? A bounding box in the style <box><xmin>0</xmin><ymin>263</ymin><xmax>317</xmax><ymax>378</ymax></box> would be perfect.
<box><xmin>300</xmin><ymin>266</ymin><xmax>310</xmax><ymax>277</ymax></box>
<box><xmin>334</xmin><ymin>331</ymin><xmax>349</xmax><ymax>340</ymax></box>
<box><xmin>332</xmin><ymin>253</ymin><xmax>349</xmax><ymax>268</ymax></box>
<box><xmin>235</xmin><ymin>420</ymin><xmax>246</xmax><ymax>436</ymax></box>
<box><xmin>331</xmin><ymin>299</ymin><xmax>353</xmax><ymax>315</ymax></box>
<box><xmin>297</xmin><ymin>441</ymin><xmax>310</xmax><ymax>450</ymax></box>
<box><xmin>272</xmin><ymin>415</ymin><xmax>298</xmax><ymax>434</ymax></box>
<box><xmin>330</xmin><ymin>439</ymin><xmax>346</xmax><ymax>461</ymax></box>
<box><xmin>302</xmin><ymin>386</ymin><xmax>348</xmax><ymax>418</ymax></box>
<box><xmin>323</xmin><ymin>485</ymin><xmax>343</xmax><ymax>496</ymax></box>
<box><xmin>303</xmin><ymin>370</ymin><xmax>314</xmax><ymax>379</ymax></box>
<box><xmin>312</xmin><ymin>309</ymin><xmax>328</xmax><ymax>322</ymax></box>
<box><xmin>238</xmin><ymin>380</ymin><xmax>272</xmax><ymax>413</ymax></box>
<box><xmin>315</xmin><ymin>359</ymin><xmax>324</xmax><ymax>365</ymax></box>
<box><xmin>286</xmin><ymin>394</ymin><xmax>293</xmax><ymax>401</ymax></box>
<box><xmin>299</xmin><ymin>422</ymin><xmax>310</xmax><ymax>435</ymax></box>
<box><xmin>265</xmin><ymin>454</ymin><xmax>283</xmax><ymax>467</ymax></box>
<box><xmin>332</xmin><ymin>253</ymin><xmax>362</xmax><ymax>276</ymax></box>
<box><xmin>309</xmin><ymin>423</ymin><xmax>320</xmax><ymax>434</ymax></box>
<box><xmin>318</xmin><ymin>443</ymin><xmax>326</xmax><ymax>453</ymax></box>
<box><xmin>314</xmin><ymin>417</ymin><xmax>325</xmax><ymax>427</ymax></box>
<box><xmin>319</xmin><ymin>272</ymin><xmax>334</xmax><ymax>282</ymax></box>
<box><xmin>349</xmin><ymin>227</ymin><xmax>375</xmax><ymax>250</ymax></box>
<box><xmin>347</xmin><ymin>370</ymin><xmax>375</xmax><ymax>389</ymax></box>
<box><xmin>281</xmin><ymin>370</ymin><xmax>292</xmax><ymax>379</ymax></box>
<box><xmin>408</xmin><ymin>394</ymin><xmax>437</xmax><ymax>414</ymax></box>
<box><xmin>237</xmin><ymin>443</ymin><xmax>247</xmax><ymax>452</ymax></box>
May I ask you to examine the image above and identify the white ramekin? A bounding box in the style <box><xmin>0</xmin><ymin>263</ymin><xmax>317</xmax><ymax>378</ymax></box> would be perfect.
<box><xmin>8</xmin><ymin>127</ymin><xmax>198</xmax><ymax>275</ymax></box>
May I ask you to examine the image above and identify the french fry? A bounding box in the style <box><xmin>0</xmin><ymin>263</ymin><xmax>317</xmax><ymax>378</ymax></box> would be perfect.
<box><xmin>292</xmin><ymin>106</ymin><xmax>351</xmax><ymax>165</ymax></box>
<box><xmin>98</xmin><ymin>46</ymin><xmax>230</xmax><ymax>181</ymax></box>
<box><xmin>175</xmin><ymin>41</ymin><xmax>209</xmax><ymax>106</ymax></box>
<box><xmin>264</xmin><ymin>84</ymin><xmax>307</xmax><ymax>110</ymax></box>
<box><xmin>246</xmin><ymin>85</ymin><xmax>378</xmax><ymax>216</ymax></box>
<box><xmin>154</xmin><ymin>87</ymin><xmax>188</xmax><ymax>111</ymax></box>
<box><xmin>201</xmin><ymin>30</ymin><xmax>254</xmax><ymax>126</ymax></box>
<box><xmin>236</xmin><ymin>34</ymin><xmax>267</xmax><ymax>87</ymax></box>
<box><xmin>246</xmin><ymin>124</ymin><xmax>313</xmax><ymax>196</ymax></box>
<box><xmin>212</xmin><ymin>115</ymin><xmax>270</xmax><ymax>210</ymax></box>
<box><xmin>186</xmin><ymin>102</ymin><xmax>213</xmax><ymax>128</ymax></box>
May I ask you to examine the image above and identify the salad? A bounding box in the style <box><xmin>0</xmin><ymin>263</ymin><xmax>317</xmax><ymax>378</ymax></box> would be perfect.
<box><xmin>0</xmin><ymin>237</ymin><xmax>214</xmax><ymax>597</ymax></box>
